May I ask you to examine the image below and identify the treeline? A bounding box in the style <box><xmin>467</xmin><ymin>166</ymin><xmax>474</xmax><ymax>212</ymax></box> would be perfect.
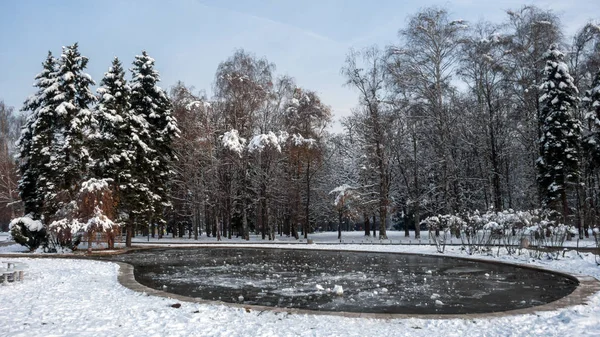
<box><xmin>333</xmin><ymin>6</ymin><xmax>600</xmax><ymax>239</ymax></box>
<box><xmin>3</xmin><ymin>5</ymin><xmax>600</xmax><ymax>248</ymax></box>
<box><xmin>167</xmin><ymin>5</ymin><xmax>600</xmax><ymax>241</ymax></box>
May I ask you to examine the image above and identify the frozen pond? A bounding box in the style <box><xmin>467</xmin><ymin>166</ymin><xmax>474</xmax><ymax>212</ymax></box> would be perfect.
<box><xmin>105</xmin><ymin>248</ymin><xmax>578</xmax><ymax>314</ymax></box>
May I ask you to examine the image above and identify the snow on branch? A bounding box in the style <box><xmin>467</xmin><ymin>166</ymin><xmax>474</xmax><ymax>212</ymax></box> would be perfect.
<box><xmin>292</xmin><ymin>134</ymin><xmax>317</xmax><ymax>148</ymax></box>
<box><xmin>329</xmin><ymin>184</ymin><xmax>356</xmax><ymax>207</ymax></box>
<box><xmin>248</xmin><ymin>131</ymin><xmax>289</xmax><ymax>153</ymax></box>
<box><xmin>221</xmin><ymin>129</ymin><xmax>246</xmax><ymax>156</ymax></box>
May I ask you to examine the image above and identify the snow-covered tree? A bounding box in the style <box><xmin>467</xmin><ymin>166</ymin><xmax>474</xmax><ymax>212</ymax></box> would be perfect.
<box><xmin>92</xmin><ymin>57</ymin><xmax>131</xmax><ymax>176</ymax></box>
<box><xmin>584</xmin><ymin>68</ymin><xmax>600</xmax><ymax>160</ymax></box>
<box><xmin>16</xmin><ymin>44</ymin><xmax>99</xmax><ymax>249</ymax></box>
<box><xmin>46</xmin><ymin>43</ymin><xmax>98</xmax><ymax>247</ymax></box>
<box><xmin>342</xmin><ymin>46</ymin><xmax>391</xmax><ymax>239</ymax></box>
<box><xmin>53</xmin><ymin>43</ymin><xmax>97</xmax><ymax>199</ymax></box>
<box><xmin>537</xmin><ymin>44</ymin><xmax>581</xmax><ymax>217</ymax></box>
<box><xmin>129</xmin><ymin>51</ymin><xmax>179</xmax><ymax>240</ymax></box>
<box><xmin>18</xmin><ymin>52</ymin><xmax>59</xmax><ymax>220</ymax></box>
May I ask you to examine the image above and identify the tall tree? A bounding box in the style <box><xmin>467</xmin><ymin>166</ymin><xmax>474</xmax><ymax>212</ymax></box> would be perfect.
<box><xmin>92</xmin><ymin>57</ymin><xmax>139</xmax><ymax>244</ymax></box>
<box><xmin>537</xmin><ymin>44</ymin><xmax>581</xmax><ymax>220</ymax></box>
<box><xmin>0</xmin><ymin>101</ymin><xmax>21</xmax><ymax>229</ymax></box>
<box><xmin>214</xmin><ymin>50</ymin><xmax>273</xmax><ymax>240</ymax></box>
<box><xmin>283</xmin><ymin>88</ymin><xmax>331</xmax><ymax>238</ymax></box>
<box><xmin>53</xmin><ymin>43</ymin><xmax>97</xmax><ymax>198</ymax></box>
<box><xmin>129</xmin><ymin>51</ymin><xmax>179</xmax><ymax>243</ymax></box>
<box><xmin>504</xmin><ymin>6</ymin><xmax>563</xmax><ymax>208</ymax></box>
<box><xmin>458</xmin><ymin>22</ymin><xmax>512</xmax><ymax>211</ymax></box>
<box><xmin>584</xmin><ymin>68</ymin><xmax>600</xmax><ymax>157</ymax></box>
<box><xmin>49</xmin><ymin>43</ymin><xmax>97</xmax><ymax>245</ymax></box>
<box><xmin>389</xmin><ymin>7</ymin><xmax>466</xmax><ymax>214</ymax></box>
<box><xmin>18</xmin><ymin>52</ymin><xmax>59</xmax><ymax>220</ymax></box>
<box><xmin>342</xmin><ymin>46</ymin><xmax>390</xmax><ymax>239</ymax></box>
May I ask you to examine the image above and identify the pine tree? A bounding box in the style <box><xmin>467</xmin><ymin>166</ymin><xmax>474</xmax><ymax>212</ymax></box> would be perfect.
<box><xmin>129</xmin><ymin>51</ymin><xmax>179</xmax><ymax>241</ymax></box>
<box><xmin>537</xmin><ymin>44</ymin><xmax>581</xmax><ymax>217</ymax></box>
<box><xmin>18</xmin><ymin>52</ymin><xmax>59</xmax><ymax>220</ymax></box>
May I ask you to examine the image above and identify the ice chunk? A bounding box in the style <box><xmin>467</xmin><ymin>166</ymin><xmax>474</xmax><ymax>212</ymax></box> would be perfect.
<box><xmin>333</xmin><ymin>285</ymin><xmax>344</xmax><ymax>296</ymax></box>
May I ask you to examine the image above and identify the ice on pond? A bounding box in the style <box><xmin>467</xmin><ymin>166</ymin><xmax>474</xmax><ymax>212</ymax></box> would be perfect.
<box><xmin>105</xmin><ymin>248</ymin><xmax>578</xmax><ymax>315</ymax></box>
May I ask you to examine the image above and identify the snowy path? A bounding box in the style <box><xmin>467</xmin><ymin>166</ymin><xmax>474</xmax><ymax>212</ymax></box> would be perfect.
<box><xmin>1</xmin><ymin>244</ymin><xmax>600</xmax><ymax>336</ymax></box>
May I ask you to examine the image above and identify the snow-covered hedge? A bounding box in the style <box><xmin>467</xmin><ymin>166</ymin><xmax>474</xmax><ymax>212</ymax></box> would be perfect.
<box><xmin>421</xmin><ymin>209</ymin><xmax>579</xmax><ymax>258</ymax></box>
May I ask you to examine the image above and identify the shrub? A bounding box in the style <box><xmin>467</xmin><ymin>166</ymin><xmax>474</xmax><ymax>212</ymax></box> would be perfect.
<box><xmin>9</xmin><ymin>216</ymin><xmax>47</xmax><ymax>251</ymax></box>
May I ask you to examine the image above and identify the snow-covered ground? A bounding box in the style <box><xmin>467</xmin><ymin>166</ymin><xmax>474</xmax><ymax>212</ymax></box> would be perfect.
<box><xmin>1</xmin><ymin>239</ymin><xmax>600</xmax><ymax>336</ymax></box>
<box><xmin>0</xmin><ymin>232</ymin><xmax>10</xmax><ymax>242</ymax></box>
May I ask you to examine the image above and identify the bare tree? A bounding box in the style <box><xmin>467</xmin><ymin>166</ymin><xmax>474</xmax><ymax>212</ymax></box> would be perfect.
<box><xmin>0</xmin><ymin>101</ymin><xmax>22</xmax><ymax>230</ymax></box>
<box><xmin>342</xmin><ymin>46</ymin><xmax>391</xmax><ymax>239</ymax></box>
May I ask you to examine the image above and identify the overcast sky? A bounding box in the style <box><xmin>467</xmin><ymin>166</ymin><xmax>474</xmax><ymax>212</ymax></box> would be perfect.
<box><xmin>1</xmin><ymin>0</ymin><xmax>599</xmax><ymax>131</ymax></box>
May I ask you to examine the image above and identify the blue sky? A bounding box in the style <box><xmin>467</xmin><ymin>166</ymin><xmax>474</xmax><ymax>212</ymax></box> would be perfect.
<box><xmin>1</xmin><ymin>0</ymin><xmax>598</xmax><ymax>131</ymax></box>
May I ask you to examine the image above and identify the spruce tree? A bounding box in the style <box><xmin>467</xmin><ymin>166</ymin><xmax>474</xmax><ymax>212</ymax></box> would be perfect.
<box><xmin>35</xmin><ymin>43</ymin><xmax>97</xmax><ymax>248</ymax></box>
<box><xmin>537</xmin><ymin>44</ymin><xmax>581</xmax><ymax>218</ymax></box>
<box><xmin>128</xmin><ymin>51</ymin><xmax>179</xmax><ymax>242</ymax></box>
<box><xmin>92</xmin><ymin>57</ymin><xmax>141</xmax><ymax>228</ymax></box>
<box><xmin>52</xmin><ymin>43</ymin><xmax>97</xmax><ymax>200</ymax></box>
<box><xmin>92</xmin><ymin>58</ymin><xmax>132</xmax><ymax>185</ymax></box>
<box><xmin>18</xmin><ymin>52</ymin><xmax>59</xmax><ymax>220</ymax></box>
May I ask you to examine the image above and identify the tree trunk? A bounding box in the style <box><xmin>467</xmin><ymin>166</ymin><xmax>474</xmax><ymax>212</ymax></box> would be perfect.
<box><xmin>243</xmin><ymin>202</ymin><xmax>249</xmax><ymax>241</ymax></box>
<box><xmin>338</xmin><ymin>209</ymin><xmax>342</xmax><ymax>240</ymax></box>
<box><xmin>372</xmin><ymin>215</ymin><xmax>376</xmax><ymax>237</ymax></box>
<box><xmin>126</xmin><ymin>214</ymin><xmax>134</xmax><ymax>248</ymax></box>
<box><xmin>403</xmin><ymin>208</ymin><xmax>409</xmax><ymax>237</ymax></box>
<box><xmin>364</xmin><ymin>213</ymin><xmax>370</xmax><ymax>236</ymax></box>
<box><xmin>304</xmin><ymin>160</ymin><xmax>310</xmax><ymax>239</ymax></box>
<box><xmin>413</xmin><ymin>133</ymin><xmax>421</xmax><ymax>239</ymax></box>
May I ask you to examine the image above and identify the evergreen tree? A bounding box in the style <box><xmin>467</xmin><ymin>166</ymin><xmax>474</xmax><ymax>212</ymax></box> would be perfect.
<box><xmin>18</xmin><ymin>52</ymin><xmax>59</xmax><ymax>220</ymax></box>
<box><xmin>92</xmin><ymin>57</ymin><xmax>135</xmax><ymax>208</ymax></box>
<box><xmin>128</xmin><ymin>51</ymin><xmax>179</xmax><ymax>241</ymax></box>
<box><xmin>537</xmin><ymin>44</ymin><xmax>581</xmax><ymax>217</ymax></box>
<box><xmin>52</xmin><ymin>43</ymin><xmax>97</xmax><ymax>201</ymax></box>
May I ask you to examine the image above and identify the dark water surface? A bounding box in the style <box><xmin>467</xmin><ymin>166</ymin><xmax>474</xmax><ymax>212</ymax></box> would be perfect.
<box><xmin>104</xmin><ymin>248</ymin><xmax>577</xmax><ymax>314</ymax></box>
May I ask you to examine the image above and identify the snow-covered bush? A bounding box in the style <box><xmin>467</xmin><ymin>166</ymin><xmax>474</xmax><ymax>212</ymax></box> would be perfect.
<box><xmin>423</xmin><ymin>209</ymin><xmax>576</xmax><ymax>258</ymax></box>
<box><xmin>489</xmin><ymin>209</ymin><xmax>532</xmax><ymax>255</ymax></box>
<box><xmin>9</xmin><ymin>215</ymin><xmax>47</xmax><ymax>251</ymax></box>
<box><xmin>421</xmin><ymin>215</ymin><xmax>462</xmax><ymax>253</ymax></box>
<box><xmin>48</xmin><ymin>178</ymin><xmax>118</xmax><ymax>251</ymax></box>
<box><xmin>458</xmin><ymin>211</ymin><xmax>494</xmax><ymax>255</ymax></box>
<box><xmin>524</xmin><ymin>211</ymin><xmax>578</xmax><ymax>259</ymax></box>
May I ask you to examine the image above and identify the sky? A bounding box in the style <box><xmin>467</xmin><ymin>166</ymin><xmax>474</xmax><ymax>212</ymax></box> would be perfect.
<box><xmin>1</xmin><ymin>0</ymin><xmax>599</xmax><ymax>131</ymax></box>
